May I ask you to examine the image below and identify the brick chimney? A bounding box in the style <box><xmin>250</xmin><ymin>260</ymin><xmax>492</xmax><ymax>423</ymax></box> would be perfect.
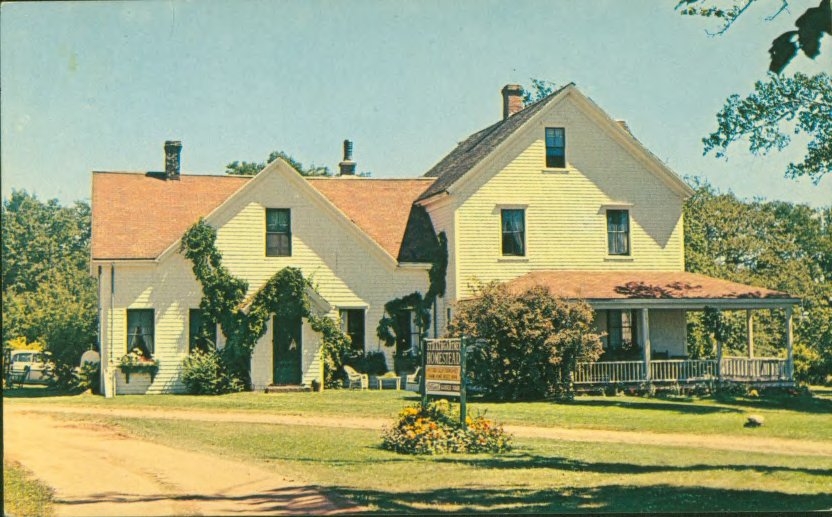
<box><xmin>338</xmin><ymin>139</ymin><xmax>356</xmax><ymax>176</ymax></box>
<box><xmin>502</xmin><ymin>84</ymin><xmax>524</xmax><ymax>120</ymax></box>
<box><xmin>164</xmin><ymin>140</ymin><xmax>182</xmax><ymax>180</ymax></box>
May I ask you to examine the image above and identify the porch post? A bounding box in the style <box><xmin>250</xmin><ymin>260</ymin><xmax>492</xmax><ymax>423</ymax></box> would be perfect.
<box><xmin>641</xmin><ymin>308</ymin><xmax>651</xmax><ymax>381</ymax></box>
<box><xmin>746</xmin><ymin>310</ymin><xmax>754</xmax><ymax>358</ymax></box>
<box><xmin>785</xmin><ymin>306</ymin><xmax>794</xmax><ymax>381</ymax></box>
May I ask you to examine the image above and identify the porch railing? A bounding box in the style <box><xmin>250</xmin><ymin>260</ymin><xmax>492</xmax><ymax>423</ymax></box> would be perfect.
<box><xmin>720</xmin><ymin>356</ymin><xmax>789</xmax><ymax>381</ymax></box>
<box><xmin>574</xmin><ymin>357</ymin><xmax>789</xmax><ymax>384</ymax></box>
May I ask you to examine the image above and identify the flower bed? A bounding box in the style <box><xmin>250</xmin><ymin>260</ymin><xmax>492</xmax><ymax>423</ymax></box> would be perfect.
<box><xmin>382</xmin><ymin>400</ymin><xmax>511</xmax><ymax>455</ymax></box>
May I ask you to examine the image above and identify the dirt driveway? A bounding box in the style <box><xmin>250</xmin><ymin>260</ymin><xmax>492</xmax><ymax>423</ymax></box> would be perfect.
<box><xmin>3</xmin><ymin>405</ymin><xmax>357</xmax><ymax>516</ymax></box>
<box><xmin>5</xmin><ymin>402</ymin><xmax>830</xmax><ymax>516</ymax></box>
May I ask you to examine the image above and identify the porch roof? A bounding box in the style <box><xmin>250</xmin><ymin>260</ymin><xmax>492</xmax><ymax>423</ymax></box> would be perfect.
<box><xmin>506</xmin><ymin>271</ymin><xmax>799</xmax><ymax>309</ymax></box>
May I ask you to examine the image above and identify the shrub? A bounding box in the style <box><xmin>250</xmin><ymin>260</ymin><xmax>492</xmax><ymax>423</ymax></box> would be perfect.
<box><xmin>77</xmin><ymin>361</ymin><xmax>100</xmax><ymax>394</ymax></box>
<box><xmin>382</xmin><ymin>400</ymin><xmax>511</xmax><ymax>455</ymax></box>
<box><xmin>346</xmin><ymin>351</ymin><xmax>388</xmax><ymax>376</ymax></box>
<box><xmin>181</xmin><ymin>349</ymin><xmax>243</xmax><ymax>395</ymax></box>
<box><xmin>450</xmin><ymin>282</ymin><xmax>603</xmax><ymax>401</ymax></box>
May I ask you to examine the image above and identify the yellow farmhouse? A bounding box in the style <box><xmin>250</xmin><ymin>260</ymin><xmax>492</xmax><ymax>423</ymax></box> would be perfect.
<box><xmin>91</xmin><ymin>84</ymin><xmax>798</xmax><ymax>396</ymax></box>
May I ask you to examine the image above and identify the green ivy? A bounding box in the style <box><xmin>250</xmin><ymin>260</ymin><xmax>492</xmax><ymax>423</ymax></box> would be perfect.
<box><xmin>180</xmin><ymin>219</ymin><xmax>351</xmax><ymax>389</ymax></box>
<box><xmin>376</xmin><ymin>231</ymin><xmax>448</xmax><ymax>350</ymax></box>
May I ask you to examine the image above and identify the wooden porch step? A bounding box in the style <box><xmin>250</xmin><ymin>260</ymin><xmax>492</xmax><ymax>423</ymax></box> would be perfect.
<box><xmin>264</xmin><ymin>384</ymin><xmax>311</xmax><ymax>394</ymax></box>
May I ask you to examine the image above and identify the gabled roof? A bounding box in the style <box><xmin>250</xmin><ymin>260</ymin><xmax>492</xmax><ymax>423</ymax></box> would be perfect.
<box><xmin>417</xmin><ymin>83</ymin><xmax>693</xmax><ymax>202</ymax></box>
<box><xmin>91</xmin><ymin>171</ymin><xmax>436</xmax><ymax>262</ymax></box>
<box><xmin>417</xmin><ymin>83</ymin><xmax>571</xmax><ymax>201</ymax></box>
<box><xmin>305</xmin><ymin>177</ymin><xmax>436</xmax><ymax>261</ymax></box>
<box><xmin>505</xmin><ymin>271</ymin><xmax>796</xmax><ymax>303</ymax></box>
<box><xmin>91</xmin><ymin>172</ymin><xmax>249</xmax><ymax>260</ymax></box>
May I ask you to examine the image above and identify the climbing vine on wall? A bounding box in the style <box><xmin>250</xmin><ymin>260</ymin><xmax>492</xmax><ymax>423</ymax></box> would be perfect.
<box><xmin>180</xmin><ymin>219</ymin><xmax>351</xmax><ymax>390</ymax></box>
<box><xmin>376</xmin><ymin>231</ymin><xmax>448</xmax><ymax>353</ymax></box>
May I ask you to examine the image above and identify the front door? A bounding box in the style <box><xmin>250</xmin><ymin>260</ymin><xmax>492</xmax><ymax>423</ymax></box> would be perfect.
<box><xmin>273</xmin><ymin>315</ymin><xmax>302</xmax><ymax>385</ymax></box>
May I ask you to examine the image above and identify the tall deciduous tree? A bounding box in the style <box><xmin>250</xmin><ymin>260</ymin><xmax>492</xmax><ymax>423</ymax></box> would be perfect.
<box><xmin>1</xmin><ymin>191</ymin><xmax>97</xmax><ymax>366</ymax></box>
<box><xmin>684</xmin><ymin>179</ymin><xmax>832</xmax><ymax>382</ymax></box>
<box><xmin>677</xmin><ymin>0</ymin><xmax>832</xmax><ymax>182</ymax></box>
<box><xmin>226</xmin><ymin>150</ymin><xmax>330</xmax><ymax>177</ymax></box>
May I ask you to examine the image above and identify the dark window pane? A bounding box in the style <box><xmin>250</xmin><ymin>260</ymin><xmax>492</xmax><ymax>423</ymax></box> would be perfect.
<box><xmin>189</xmin><ymin>309</ymin><xmax>217</xmax><ymax>353</ymax></box>
<box><xmin>266</xmin><ymin>209</ymin><xmax>291</xmax><ymax>257</ymax></box>
<box><xmin>127</xmin><ymin>309</ymin><xmax>154</xmax><ymax>357</ymax></box>
<box><xmin>606</xmin><ymin>210</ymin><xmax>630</xmax><ymax>255</ymax></box>
<box><xmin>501</xmin><ymin>209</ymin><xmax>525</xmax><ymax>256</ymax></box>
<box><xmin>340</xmin><ymin>309</ymin><xmax>365</xmax><ymax>352</ymax></box>
<box><xmin>545</xmin><ymin>127</ymin><xmax>566</xmax><ymax>168</ymax></box>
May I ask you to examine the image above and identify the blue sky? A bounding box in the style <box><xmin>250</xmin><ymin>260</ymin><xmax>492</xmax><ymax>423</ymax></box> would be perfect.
<box><xmin>2</xmin><ymin>0</ymin><xmax>830</xmax><ymax>206</ymax></box>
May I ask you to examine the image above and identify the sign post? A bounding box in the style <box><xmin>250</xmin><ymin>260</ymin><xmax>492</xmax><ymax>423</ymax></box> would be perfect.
<box><xmin>422</xmin><ymin>337</ymin><xmax>467</xmax><ymax>429</ymax></box>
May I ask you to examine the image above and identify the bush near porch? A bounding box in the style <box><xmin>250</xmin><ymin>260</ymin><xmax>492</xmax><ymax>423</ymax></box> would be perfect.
<box><xmin>450</xmin><ymin>282</ymin><xmax>603</xmax><ymax>401</ymax></box>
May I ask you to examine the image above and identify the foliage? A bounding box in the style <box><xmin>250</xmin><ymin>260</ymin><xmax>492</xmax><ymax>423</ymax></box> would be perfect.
<box><xmin>703</xmin><ymin>72</ymin><xmax>832</xmax><ymax>183</ymax></box>
<box><xmin>226</xmin><ymin>150</ymin><xmax>331</xmax><ymax>177</ymax></box>
<box><xmin>376</xmin><ymin>291</ymin><xmax>431</xmax><ymax>348</ymax></box>
<box><xmin>5</xmin><ymin>336</ymin><xmax>44</xmax><ymax>351</ymax></box>
<box><xmin>77</xmin><ymin>360</ymin><xmax>101</xmax><ymax>394</ymax></box>
<box><xmin>1</xmin><ymin>191</ymin><xmax>97</xmax><ymax>371</ymax></box>
<box><xmin>180</xmin><ymin>219</ymin><xmax>351</xmax><ymax>389</ymax></box>
<box><xmin>45</xmin><ymin>362</ymin><xmax>77</xmax><ymax>391</ymax></box>
<box><xmin>182</xmin><ymin>349</ymin><xmax>244</xmax><ymax>395</ymax></box>
<box><xmin>684</xmin><ymin>179</ymin><xmax>832</xmax><ymax>380</ymax></box>
<box><xmin>381</xmin><ymin>400</ymin><xmax>511</xmax><ymax>455</ymax></box>
<box><xmin>377</xmin><ymin>231</ymin><xmax>447</xmax><ymax>355</ymax></box>
<box><xmin>346</xmin><ymin>351</ymin><xmax>389</xmax><ymax>376</ymax></box>
<box><xmin>676</xmin><ymin>0</ymin><xmax>831</xmax><ymax>74</ymax></box>
<box><xmin>521</xmin><ymin>78</ymin><xmax>558</xmax><ymax>105</ymax></box>
<box><xmin>118</xmin><ymin>350</ymin><xmax>160</xmax><ymax>383</ymax></box>
<box><xmin>450</xmin><ymin>282</ymin><xmax>603</xmax><ymax>401</ymax></box>
<box><xmin>676</xmin><ymin>1</ymin><xmax>832</xmax><ymax>182</ymax></box>
<box><xmin>3</xmin><ymin>460</ymin><xmax>54</xmax><ymax>517</ymax></box>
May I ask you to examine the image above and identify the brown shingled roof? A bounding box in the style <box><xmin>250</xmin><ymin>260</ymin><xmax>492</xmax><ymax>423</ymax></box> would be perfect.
<box><xmin>506</xmin><ymin>271</ymin><xmax>793</xmax><ymax>300</ymax></box>
<box><xmin>91</xmin><ymin>172</ymin><xmax>249</xmax><ymax>260</ymax></box>
<box><xmin>91</xmin><ymin>172</ymin><xmax>436</xmax><ymax>261</ymax></box>
<box><xmin>307</xmin><ymin>178</ymin><xmax>435</xmax><ymax>259</ymax></box>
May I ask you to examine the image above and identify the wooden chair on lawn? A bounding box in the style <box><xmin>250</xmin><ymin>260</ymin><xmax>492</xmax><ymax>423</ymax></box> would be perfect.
<box><xmin>343</xmin><ymin>365</ymin><xmax>369</xmax><ymax>389</ymax></box>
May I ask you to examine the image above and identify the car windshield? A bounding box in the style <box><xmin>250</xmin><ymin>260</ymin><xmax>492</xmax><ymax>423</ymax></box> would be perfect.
<box><xmin>13</xmin><ymin>352</ymin><xmax>33</xmax><ymax>362</ymax></box>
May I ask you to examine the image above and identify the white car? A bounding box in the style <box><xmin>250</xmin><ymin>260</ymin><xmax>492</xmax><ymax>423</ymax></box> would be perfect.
<box><xmin>8</xmin><ymin>350</ymin><xmax>52</xmax><ymax>384</ymax></box>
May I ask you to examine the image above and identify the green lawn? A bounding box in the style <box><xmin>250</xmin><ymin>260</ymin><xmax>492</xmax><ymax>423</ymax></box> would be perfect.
<box><xmin>7</xmin><ymin>386</ymin><xmax>832</xmax><ymax>441</ymax></box>
<box><xmin>3</xmin><ymin>460</ymin><xmax>55</xmax><ymax>517</ymax></box>
<box><xmin>6</xmin><ymin>387</ymin><xmax>832</xmax><ymax>512</ymax></box>
<box><xmin>83</xmin><ymin>416</ymin><xmax>832</xmax><ymax>513</ymax></box>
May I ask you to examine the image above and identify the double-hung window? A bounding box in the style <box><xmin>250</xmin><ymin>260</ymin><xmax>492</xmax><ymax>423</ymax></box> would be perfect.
<box><xmin>607</xmin><ymin>209</ymin><xmax>630</xmax><ymax>256</ymax></box>
<box><xmin>266</xmin><ymin>208</ymin><xmax>291</xmax><ymax>257</ymax></box>
<box><xmin>189</xmin><ymin>309</ymin><xmax>217</xmax><ymax>353</ymax></box>
<box><xmin>608</xmin><ymin>310</ymin><xmax>636</xmax><ymax>349</ymax></box>
<box><xmin>127</xmin><ymin>309</ymin><xmax>155</xmax><ymax>358</ymax></box>
<box><xmin>545</xmin><ymin>127</ymin><xmax>566</xmax><ymax>168</ymax></box>
<box><xmin>340</xmin><ymin>309</ymin><xmax>366</xmax><ymax>353</ymax></box>
<box><xmin>501</xmin><ymin>209</ymin><xmax>525</xmax><ymax>256</ymax></box>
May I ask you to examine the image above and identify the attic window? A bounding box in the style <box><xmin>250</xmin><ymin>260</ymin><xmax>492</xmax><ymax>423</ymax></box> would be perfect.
<box><xmin>545</xmin><ymin>127</ymin><xmax>566</xmax><ymax>168</ymax></box>
<box><xmin>266</xmin><ymin>208</ymin><xmax>291</xmax><ymax>257</ymax></box>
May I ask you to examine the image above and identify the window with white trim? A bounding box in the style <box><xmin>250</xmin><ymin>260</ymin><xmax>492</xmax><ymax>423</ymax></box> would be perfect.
<box><xmin>501</xmin><ymin>209</ymin><xmax>525</xmax><ymax>256</ymax></box>
<box><xmin>607</xmin><ymin>209</ymin><xmax>630</xmax><ymax>256</ymax></box>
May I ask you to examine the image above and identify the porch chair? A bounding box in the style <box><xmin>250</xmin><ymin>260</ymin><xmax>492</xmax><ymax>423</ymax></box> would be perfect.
<box><xmin>405</xmin><ymin>367</ymin><xmax>422</xmax><ymax>392</ymax></box>
<box><xmin>343</xmin><ymin>365</ymin><xmax>369</xmax><ymax>390</ymax></box>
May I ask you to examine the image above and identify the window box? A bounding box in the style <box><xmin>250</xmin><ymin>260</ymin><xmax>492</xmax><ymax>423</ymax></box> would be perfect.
<box><xmin>118</xmin><ymin>351</ymin><xmax>160</xmax><ymax>383</ymax></box>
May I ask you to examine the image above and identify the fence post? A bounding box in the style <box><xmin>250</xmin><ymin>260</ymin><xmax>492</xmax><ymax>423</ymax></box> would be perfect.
<box><xmin>460</xmin><ymin>337</ymin><xmax>467</xmax><ymax>430</ymax></box>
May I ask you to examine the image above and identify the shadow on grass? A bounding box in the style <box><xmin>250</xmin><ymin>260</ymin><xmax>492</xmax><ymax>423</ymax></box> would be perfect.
<box><xmin>328</xmin><ymin>483</ymin><xmax>832</xmax><ymax>513</ymax></box>
<box><xmin>710</xmin><ymin>395</ymin><xmax>832</xmax><ymax>414</ymax></box>
<box><xmin>2</xmin><ymin>386</ymin><xmax>84</xmax><ymax>399</ymax></box>
<box><xmin>432</xmin><ymin>452</ymin><xmax>832</xmax><ymax>477</ymax></box>
<box><xmin>552</xmin><ymin>398</ymin><xmax>744</xmax><ymax>414</ymax></box>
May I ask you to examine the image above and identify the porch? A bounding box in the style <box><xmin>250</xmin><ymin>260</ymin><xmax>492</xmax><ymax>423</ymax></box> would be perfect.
<box><xmin>574</xmin><ymin>357</ymin><xmax>792</xmax><ymax>386</ymax></box>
